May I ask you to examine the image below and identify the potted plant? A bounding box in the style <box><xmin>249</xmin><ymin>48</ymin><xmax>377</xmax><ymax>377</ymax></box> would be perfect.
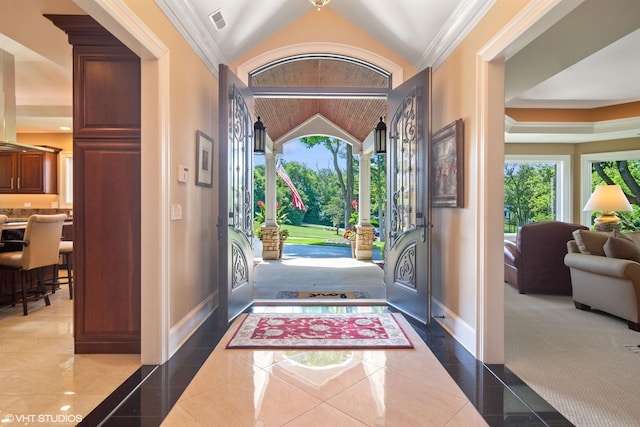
<box><xmin>278</xmin><ymin>228</ymin><xmax>289</xmax><ymax>258</ymax></box>
<box><xmin>343</xmin><ymin>227</ymin><xmax>357</xmax><ymax>257</ymax></box>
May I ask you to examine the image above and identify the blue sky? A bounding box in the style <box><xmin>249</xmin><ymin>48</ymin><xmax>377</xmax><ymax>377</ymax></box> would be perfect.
<box><xmin>254</xmin><ymin>138</ymin><xmax>342</xmax><ymax>170</ymax></box>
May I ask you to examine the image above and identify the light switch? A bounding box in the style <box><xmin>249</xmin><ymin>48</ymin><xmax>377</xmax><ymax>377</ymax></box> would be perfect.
<box><xmin>177</xmin><ymin>165</ymin><xmax>189</xmax><ymax>183</ymax></box>
<box><xmin>170</xmin><ymin>204</ymin><xmax>183</xmax><ymax>220</ymax></box>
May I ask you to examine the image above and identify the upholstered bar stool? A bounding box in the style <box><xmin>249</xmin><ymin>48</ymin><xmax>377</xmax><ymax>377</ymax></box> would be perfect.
<box><xmin>0</xmin><ymin>214</ymin><xmax>66</xmax><ymax>315</ymax></box>
<box><xmin>57</xmin><ymin>241</ymin><xmax>73</xmax><ymax>299</ymax></box>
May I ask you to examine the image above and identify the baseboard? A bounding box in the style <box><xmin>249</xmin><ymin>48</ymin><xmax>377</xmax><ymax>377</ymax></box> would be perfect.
<box><xmin>432</xmin><ymin>297</ymin><xmax>477</xmax><ymax>358</ymax></box>
<box><xmin>169</xmin><ymin>293</ymin><xmax>217</xmax><ymax>358</ymax></box>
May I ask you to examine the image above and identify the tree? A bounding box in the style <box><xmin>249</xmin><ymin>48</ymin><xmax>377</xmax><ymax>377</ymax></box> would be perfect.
<box><xmin>300</xmin><ymin>136</ymin><xmax>356</xmax><ymax>227</ymax></box>
<box><xmin>370</xmin><ymin>155</ymin><xmax>386</xmax><ymax>231</ymax></box>
<box><xmin>591</xmin><ymin>160</ymin><xmax>640</xmax><ymax>230</ymax></box>
<box><xmin>253</xmin><ymin>165</ymin><xmax>265</xmax><ymax>214</ymax></box>
<box><xmin>504</xmin><ymin>163</ymin><xmax>556</xmax><ymax>227</ymax></box>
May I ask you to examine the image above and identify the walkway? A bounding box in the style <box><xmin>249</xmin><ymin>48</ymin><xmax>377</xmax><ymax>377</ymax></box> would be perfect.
<box><xmin>254</xmin><ymin>242</ymin><xmax>386</xmax><ymax>300</ymax></box>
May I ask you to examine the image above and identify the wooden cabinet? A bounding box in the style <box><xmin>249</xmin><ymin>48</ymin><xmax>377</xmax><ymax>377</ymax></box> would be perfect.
<box><xmin>0</xmin><ymin>151</ymin><xmax>59</xmax><ymax>194</ymax></box>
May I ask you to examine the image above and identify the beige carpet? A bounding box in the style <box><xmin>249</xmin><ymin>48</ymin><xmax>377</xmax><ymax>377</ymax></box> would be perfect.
<box><xmin>505</xmin><ymin>284</ymin><xmax>640</xmax><ymax>427</ymax></box>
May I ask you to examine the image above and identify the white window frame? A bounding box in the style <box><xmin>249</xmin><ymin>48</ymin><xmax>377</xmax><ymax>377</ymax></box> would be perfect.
<box><xmin>580</xmin><ymin>149</ymin><xmax>640</xmax><ymax>226</ymax></box>
<box><xmin>59</xmin><ymin>152</ymin><xmax>73</xmax><ymax>209</ymax></box>
<box><xmin>504</xmin><ymin>154</ymin><xmax>572</xmax><ymax>224</ymax></box>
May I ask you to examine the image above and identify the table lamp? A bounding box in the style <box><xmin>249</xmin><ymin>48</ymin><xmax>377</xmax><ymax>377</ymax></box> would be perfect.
<box><xmin>583</xmin><ymin>184</ymin><xmax>632</xmax><ymax>231</ymax></box>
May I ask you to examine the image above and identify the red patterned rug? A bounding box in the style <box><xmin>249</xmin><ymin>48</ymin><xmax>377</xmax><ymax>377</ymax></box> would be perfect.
<box><xmin>226</xmin><ymin>312</ymin><xmax>413</xmax><ymax>349</ymax></box>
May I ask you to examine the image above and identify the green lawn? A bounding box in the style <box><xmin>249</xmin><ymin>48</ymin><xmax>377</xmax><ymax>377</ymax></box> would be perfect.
<box><xmin>257</xmin><ymin>223</ymin><xmax>384</xmax><ymax>250</ymax></box>
<box><xmin>284</xmin><ymin>224</ymin><xmax>347</xmax><ymax>245</ymax></box>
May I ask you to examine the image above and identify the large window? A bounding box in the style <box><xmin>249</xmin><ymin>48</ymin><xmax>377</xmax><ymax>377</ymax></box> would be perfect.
<box><xmin>581</xmin><ymin>150</ymin><xmax>640</xmax><ymax>231</ymax></box>
<box><xmin>504</xmin><ymin>155</ymin><xmax>571</xmax><ymax>232</ymax></box>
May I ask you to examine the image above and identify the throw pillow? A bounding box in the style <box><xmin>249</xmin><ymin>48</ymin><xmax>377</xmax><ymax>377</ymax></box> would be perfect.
<box><xmin>614</xmin><ymin>230</ymin><xmax>640</xmax><ymax>246</ymax></box>
<box><xmin>603</xmin><ymin>234</ymin><xmax>640</xmax><ymax>263</ymax></box>
<box><xmin>572</xmin><ymin>229</ymin><xmax>610</xmax><ymax>256</ymax></box>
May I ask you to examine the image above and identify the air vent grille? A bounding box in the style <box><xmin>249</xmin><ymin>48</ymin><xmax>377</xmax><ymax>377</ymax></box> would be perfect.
<box><xmin>210</xmin><ymin>9</ymin><xmax>226</xmax><ymax>30</ymax></box>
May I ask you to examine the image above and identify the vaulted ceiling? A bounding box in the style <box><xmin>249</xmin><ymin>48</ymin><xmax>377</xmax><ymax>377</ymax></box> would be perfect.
<box><xmin>1</xmin><ymin>0</ymin><xmax>640</xmax><ymax>144</ymax></box>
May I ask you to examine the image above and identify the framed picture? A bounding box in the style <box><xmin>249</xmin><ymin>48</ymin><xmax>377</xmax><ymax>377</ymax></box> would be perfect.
<box><xmin>196</xmin><ymin>130</ymin><xmax>214</xmax><ymax>187</ymax></box>
<box><xmin>431</xmin><ymin>118</ymin><xmax>463</xmax><ymax>207</ymax></box>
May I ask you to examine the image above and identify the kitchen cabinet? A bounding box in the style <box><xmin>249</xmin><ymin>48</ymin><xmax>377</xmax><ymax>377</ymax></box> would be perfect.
<box><xmin>0</xmin><ymin>150</ymin><xmax>59</xmax><ymax>194</ymax></box>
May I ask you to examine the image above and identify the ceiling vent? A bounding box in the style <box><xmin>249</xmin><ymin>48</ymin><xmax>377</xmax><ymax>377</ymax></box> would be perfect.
<box><xmin>209</xmin><ymin>9</ymin><xmax>226</xmax><ymax>31</ymax></box>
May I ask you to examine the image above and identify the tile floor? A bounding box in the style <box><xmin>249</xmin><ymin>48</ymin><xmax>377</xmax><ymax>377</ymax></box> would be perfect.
<box><xmin>0</xmin><ymin>271</ymin><xmax>572</xmax><ymax>427</ymax></box>
<box><xmin>80</xmin><ymin>306</ymin><xmax>572</xmax><ymax>427</ymax></box>
<box><xmin>0</xmin><ymin>281</ymin><xmax>140</xmax><ymax>426</ymax></box>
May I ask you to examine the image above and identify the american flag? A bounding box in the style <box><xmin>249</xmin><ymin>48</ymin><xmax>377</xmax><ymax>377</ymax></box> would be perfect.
<box><xmin>276</xmin><ymin>163</ymin><xmax>306</xmax><ymax>211</ymax></box>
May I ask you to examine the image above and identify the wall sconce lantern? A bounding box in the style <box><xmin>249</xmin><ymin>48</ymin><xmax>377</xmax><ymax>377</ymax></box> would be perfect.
<box><xmin>253</xmin><ymin>116</ymin><xmax>266</xmax><ymax>153</ymax></box>
<box><xmin>583</xmin><ymin>184</ymin><xmax>632</xmax><ymax>231</ymax></box>
<box><xmin>374</xmin><ymin>117</ymin><xmax>387</xmax><ymax>154</ymax></box>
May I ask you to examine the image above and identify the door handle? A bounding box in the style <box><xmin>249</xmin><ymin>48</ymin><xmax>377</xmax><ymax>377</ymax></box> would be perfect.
<box><xmin>416</xmin><ymin>212</ymin><xmax>427</xmax><ymax>242</ymax></box>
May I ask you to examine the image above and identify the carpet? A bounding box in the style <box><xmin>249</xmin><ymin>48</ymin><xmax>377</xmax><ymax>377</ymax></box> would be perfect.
<box><xmin>226</xmin><ymin>312</ymin><xmax>413</xmax><ymax>349</ymax></box>
<box><xmin>504</xmin><ymin>283</ymin><xmax>640</xmax><ymax>427</ymax></box>
<box><xmin>276</xmin><ymin>290</ymin><xmax>370</xmax><ymax>299</ymax></box>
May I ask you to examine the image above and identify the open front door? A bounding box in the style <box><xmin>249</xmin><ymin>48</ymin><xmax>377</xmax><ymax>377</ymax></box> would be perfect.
<box><xmin>384</xmin><ymin>68</ymin><xmax>432</xmax><ymax>324</ymax></box>
<box><xmin>218</xmin><ymin>64</ymin><xmax>255</xmax><ymax>325</ymax></box>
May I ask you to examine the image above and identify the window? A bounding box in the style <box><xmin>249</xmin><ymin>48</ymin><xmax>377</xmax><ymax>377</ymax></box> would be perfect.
<box><xmin>59</xmin><ymin>152</ymin><xmax>73</xmax><ymax>208</ymax></box>
<box><xmin>581</xmin><ymin>150</ymin><xmax>640</xmax><ymax>230</ymax></box>
<box><xmin>504</xmin><ymin>155</ymin><xmax>571</xmax><ymax>232</ymax></box>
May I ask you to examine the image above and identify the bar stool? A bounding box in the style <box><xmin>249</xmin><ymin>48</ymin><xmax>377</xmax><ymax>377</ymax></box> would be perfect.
<box><xmin>58</xmin><ymin>241</ymin><xmax>73</xmax><ymax>299</ymax></box>
<box><xmin>0</xmin><ymin>214</ymin><xmax>66</xmax><ymax>315</ymax></box>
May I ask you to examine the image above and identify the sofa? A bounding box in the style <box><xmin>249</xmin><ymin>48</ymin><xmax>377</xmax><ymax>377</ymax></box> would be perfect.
<box><xmin>564</xmin><ymin>229</ymin><xmax>640</xmax><ymax>331</ymax></box>
<box><xmin>504</xmin><ymin>221</ymin><xmax>588</xmax><ymax>295</ymax></box>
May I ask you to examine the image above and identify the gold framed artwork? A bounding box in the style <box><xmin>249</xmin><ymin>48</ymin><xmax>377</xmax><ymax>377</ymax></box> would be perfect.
<box><xmin>431</xmin><ymin>118</ymin><xmax>463</xmax><ymax>208</ymax></box>
<box><xmin>196</xmin><ymin>130</ymin><xmax>213</xmax><ymax>187</ymax></box>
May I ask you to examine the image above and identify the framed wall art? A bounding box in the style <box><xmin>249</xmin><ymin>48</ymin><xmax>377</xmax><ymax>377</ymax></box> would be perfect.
<box><xmin>196</xmin><ymin>130</ymin><xmax>214</xmax><ymax>187</ymax></box>
<box><xmin>431</xmin><ymin>118</ymin><xmax>464</xmax><ymax>208</ymax></box>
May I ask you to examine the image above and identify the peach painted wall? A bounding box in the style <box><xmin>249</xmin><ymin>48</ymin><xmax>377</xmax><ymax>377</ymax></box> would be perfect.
<box><xmin>430</xmin><ymin>0</ymin><xmax>530</xmax><ymax>333</ymax></box>
<box><xmin>507</xmin><ymin>101</ymin><xmax>640</xmax><ymax>122</ymax></box>
<box><xmin>124</xmin><ymin>0</ymin><xmax>220</xmax><ymax>329</ymax></box>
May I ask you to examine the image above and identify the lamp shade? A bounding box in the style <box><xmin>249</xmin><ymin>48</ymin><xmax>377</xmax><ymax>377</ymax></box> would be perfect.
<box><xmin>583</xmin><ymin>184</ymin><xmax>632</xmax><ymax>212</ymax></box>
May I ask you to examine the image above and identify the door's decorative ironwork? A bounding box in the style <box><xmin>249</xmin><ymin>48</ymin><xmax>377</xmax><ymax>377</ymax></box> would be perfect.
<box><xmin>389</xmin><ymin>87</ymin><xmax>418</xmax><ymax>245</ymax></box>
<box><xmin>394</xmin><ymin>242</ymin><xmax>416</xmax><ymax>290</ymax></box>
<box><xmin>231</xmin><ymin>243</ymin><xmax>249</xmax><ymax>289</ymax></box>
<box><xmin>229</xmin><ymin>84</ymin><xmax>254</xmax><ymax>240</ymax></box>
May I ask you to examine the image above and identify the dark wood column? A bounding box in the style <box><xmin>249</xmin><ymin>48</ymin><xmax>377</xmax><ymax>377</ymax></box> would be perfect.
<box><xmin>47</xmin><ymin>15</ymin><xmax>141</xmax><ymax>354</ymax></box>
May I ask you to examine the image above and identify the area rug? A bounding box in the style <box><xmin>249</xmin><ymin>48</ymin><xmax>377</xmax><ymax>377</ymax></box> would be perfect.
<box><xmin>276</xmin><ymin>290</ymin><xmax>370</xmax><ymax>299</ymax></box>
<box><xmin>226</xmin><ymin>312</ymin><xmax>413</xmax><ymax>349</ymax></box>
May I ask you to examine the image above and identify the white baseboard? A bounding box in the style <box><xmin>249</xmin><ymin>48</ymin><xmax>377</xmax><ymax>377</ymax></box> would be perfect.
<box><xmin>432</xmin><ymin>298</ymin><xmax>477</xmax><ymax>358</ymax></box>
<box><xmin>169</xmin><ymin>293</ymin><xmax>217</xmax><ymax>358</ymax></box>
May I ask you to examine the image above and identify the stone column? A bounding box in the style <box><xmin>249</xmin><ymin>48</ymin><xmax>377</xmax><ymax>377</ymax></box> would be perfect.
<box><xmin>356</xmin><ymin>152</ymin><xmax>374</xmax><ymax>260</ymax></box>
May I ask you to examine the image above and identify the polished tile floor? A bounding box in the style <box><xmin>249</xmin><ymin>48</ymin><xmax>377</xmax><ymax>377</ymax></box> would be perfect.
<box><xmin>80</xmin><ymin>305</ymin><xmax>571</xmax><ymax>427</ymax></box>
<box><xmin>0</xmin><ymin>281</ymin><xmax>140</xmax><ymax>426</ymax></box>
<box><xmin>0</xmin><ymin>273</ymin><xmax>572</xmax><ymax>426</ymax></box>
<box><xmin>162</xmin><ymin>307</ymin><xmax>487</xmax><ymax>426</ymax></box>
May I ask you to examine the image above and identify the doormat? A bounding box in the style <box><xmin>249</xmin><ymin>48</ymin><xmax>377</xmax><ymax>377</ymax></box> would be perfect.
<box><xmin>276</xmin><ymin>291</ymin><xmax>370</xmax><ymax>299</ymax></box>
<box><xmin>226</xmin><ymin>312</ymin><xmax>413</xmax><ymax>349</ymax></box>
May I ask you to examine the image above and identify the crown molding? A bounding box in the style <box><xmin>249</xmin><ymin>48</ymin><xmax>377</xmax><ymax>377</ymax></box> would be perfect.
<box><xmin>154</xmin><ymin>0</ymin><xmax>226</xmax><ymax>78</ymax></box>
<box><xmin>416</xmin><ymin>0</ymin><xmax>496</xmax><ymax>71</ymax></box>
<box><xmin>505</xmin><ymin>115</ymin><xmax>640</xmax><ymax>143</ymax></box>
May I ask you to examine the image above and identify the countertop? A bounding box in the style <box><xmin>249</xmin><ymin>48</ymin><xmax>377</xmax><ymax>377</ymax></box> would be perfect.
<box><xmin>3</xmin><ymin>219</ymin><xmax>73</xmax><ymax>230</ymax></box>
